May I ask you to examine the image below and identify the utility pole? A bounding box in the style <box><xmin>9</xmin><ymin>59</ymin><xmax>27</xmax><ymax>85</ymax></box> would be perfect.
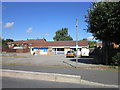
<box><xmin>76</xmin><ymin>18</ymin><xmax>78</xmax><ymax>68</ymax></box>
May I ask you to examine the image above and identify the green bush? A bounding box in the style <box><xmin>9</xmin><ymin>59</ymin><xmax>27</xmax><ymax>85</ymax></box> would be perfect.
<box><xmin>112</xmin><ymin>52</ymin><xmax>120</xmax><ymax>66</ymax></box>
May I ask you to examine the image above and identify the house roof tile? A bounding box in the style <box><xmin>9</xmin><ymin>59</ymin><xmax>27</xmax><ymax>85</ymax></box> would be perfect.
<box><xmin>8</xmin><ymin>39</ymin><xmax>89</xmax><ymax>47</ymax></box>
<box><xmin>33</xmin><ymin>40</ymin><xmax>88</xmax><ymax>47</ymax></box>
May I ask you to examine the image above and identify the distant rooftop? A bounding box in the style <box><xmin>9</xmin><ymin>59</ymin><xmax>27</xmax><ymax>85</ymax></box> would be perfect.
<box><xmin>7</xmin><ymin>38</ymin><xmax>89</xmax><ymax>47</ymax></box>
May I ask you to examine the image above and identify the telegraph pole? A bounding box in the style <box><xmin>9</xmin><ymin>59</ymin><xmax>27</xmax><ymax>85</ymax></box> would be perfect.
<box><xmin>76</xmin><ymin>18</ymin><xmax>78</xmax><ymax>68</ymax></box>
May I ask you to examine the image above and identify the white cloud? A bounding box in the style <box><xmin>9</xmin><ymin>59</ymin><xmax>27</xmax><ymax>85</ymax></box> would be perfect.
<box><xmin>26</xmin><ymin>27</ymin><xmax>33</xmax><ymax>33</ymax></box>
<box><xmin>87</xmin><ymin>36</ymin><xmax>94</xmax><ymax>40</ymax></box>
<box><xmin>45</xmin><ymin>33</ymin><xmax>49</xmax><ymax>36</ymax></box>
<box><xmin>4</xmin><ymin>22</ymin><xmax>14</xmax><ymax>28</ymax></box>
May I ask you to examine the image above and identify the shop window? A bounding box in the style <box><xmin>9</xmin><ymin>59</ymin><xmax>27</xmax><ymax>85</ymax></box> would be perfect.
<box><xmin>70</xmin><ymin>48</ymin><xmax>76</xmax><ymax>51</ymax></box>
<box><xmin>57</xmin><ymin>48</ymin><xmax>64</xmax><ymax>51</ymax></box>
<box><xmin>43</xmin><ymin>49</ymin><xmax>47</xmax><ymax>52</ymax></box>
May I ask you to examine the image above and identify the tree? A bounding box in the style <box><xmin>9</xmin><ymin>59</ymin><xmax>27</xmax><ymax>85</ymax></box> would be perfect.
<box><xmin>0</xmin><ymin>37</ymin><xmax>2</xmax><ymax>46</ymax></box>
<box><xmin>82</xmin><ymin>38</ymin><xmax>87</xmax><ymax>40</ymax></box>
<box><xmin>14</xmin><ymin>44</ymin><xmax>17</xmax><ymax>47</ymax></box>
<box><xmin>2</xmin><ymin>39</ymin><xmax>9</xmax><ymax>49</ymax></box>
<box><xmin>5</xmin><ymin>39</ymin><xmax>14</xmax><ymax>43</ymax></box>
<box><xmin>1</xmin><ymin>39</ymin><xmax>14</xmax><ymax>49</ymax></box>
<box><xmin>85</xmin><ymin>2</ymin><xmax>120</xmax><ymax>44</ymax></box>
<box><xmin>85</xmin><ymin>2</ymin><xmax>120</xmax><ymax>65</ymax></box>
<box><xmin>0</xmin><ymin>37</ymin><xmax>2</xmax><ymax>52</ymax></box>
<box><xmin>89</xmin><ymin>41</ymin><xmax>97</xmax><ymax>48</ymax></box>
<box><xmin>53</xmin><ymin>28</ymin><xmax>73</xmax><ymax>41</ymax></box>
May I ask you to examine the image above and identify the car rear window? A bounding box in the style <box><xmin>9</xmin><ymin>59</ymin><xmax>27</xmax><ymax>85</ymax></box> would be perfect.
<box><xmin>67</xmin><ymin>51</ymin><xmax>74</xmax><ymax>53</ymax></box>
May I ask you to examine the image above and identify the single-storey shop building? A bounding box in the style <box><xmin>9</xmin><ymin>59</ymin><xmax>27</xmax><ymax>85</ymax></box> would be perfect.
<box><xmin>7</xmin><ymin>39</ymin><xmax>89</xmax><ymax>56</ymax></box>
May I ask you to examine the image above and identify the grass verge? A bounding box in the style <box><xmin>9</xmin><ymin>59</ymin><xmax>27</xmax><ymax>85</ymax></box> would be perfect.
<box><xmin>1</xmin><ymin>62</ymin><xmax>120</xmax><ymax>71</ymax></box>
<box><xmin>0</xmin><ymin>55</ymin><xmax>27</xmax><ymax>58</ymax></box>
<box><xmin>87</xmin><ymin>65</ymin><xmax>120</xmax><ymax>71</ymax></box>
<box><xmin>2</xmin><ymin>62</ymin><xmax>71</xmax><ymax>68</ymax></box>
<box><xmin>108</xmin><ymin>66</ymin><xmax>120</xmax><ymax>70</ymax></box>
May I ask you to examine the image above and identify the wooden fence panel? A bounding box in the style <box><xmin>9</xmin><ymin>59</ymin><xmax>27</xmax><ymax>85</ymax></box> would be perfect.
<box><xmin>2</xmin><ymin>48</ymin><xmax>30</xmax><ymax>53</ymax></box>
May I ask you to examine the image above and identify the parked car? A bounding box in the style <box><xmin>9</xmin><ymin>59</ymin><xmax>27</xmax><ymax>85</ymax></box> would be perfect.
<box><xmin>66</xmin><ymin>51</ymin><xmax>76</xmax><ymax>58</ymax></box>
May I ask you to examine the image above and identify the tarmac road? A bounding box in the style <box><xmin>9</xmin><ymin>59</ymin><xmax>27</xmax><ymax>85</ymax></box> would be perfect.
<box><xmin>2</xmin><ymin>65</ymin><xmax>118</xmax><ymax>85</ymax></box>
<box><xmin>2</xmin><ymin>77</ymin><xmax>112</xmax><ymax>88</ymax></box>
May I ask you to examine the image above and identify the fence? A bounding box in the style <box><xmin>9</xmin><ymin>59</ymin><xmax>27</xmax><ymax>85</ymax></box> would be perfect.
<box><xmin>16</xmin><ymin>49</ymin><xmax>30</xmax><ymax>53</ymax></box>
<box><xmin>2</xmin><ymin>48</ymin><xmax>16</xmax><ymax>52</ymax></box>
<box><xmin>2</xmin><ymin>48</ymin><xmax>30</xmax><ymax>53</ymax></box>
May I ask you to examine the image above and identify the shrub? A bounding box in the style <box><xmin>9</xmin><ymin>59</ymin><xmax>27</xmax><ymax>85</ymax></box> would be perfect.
<box><xmin>112</xmin><ymin>52</ymin><xmax>120</xmax><ymax>66</ymax></box>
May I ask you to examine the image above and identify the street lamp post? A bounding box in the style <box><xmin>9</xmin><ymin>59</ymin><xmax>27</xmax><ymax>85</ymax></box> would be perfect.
<box><xmin>76</xmin><ymin>18</ymin><xmax>78</xmax><ymax>68</ymax></box>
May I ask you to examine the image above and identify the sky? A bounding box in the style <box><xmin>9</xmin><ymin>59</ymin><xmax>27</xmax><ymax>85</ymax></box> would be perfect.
<box><xmin>2</xmin><ymin>2</ymin><xmax>95</xmax><ymax>41</ymax></box>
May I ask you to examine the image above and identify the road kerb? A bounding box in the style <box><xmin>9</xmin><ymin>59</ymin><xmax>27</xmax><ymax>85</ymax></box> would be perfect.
<box><xmin>81</xmin><ymin>80</ymin><xmax>118</xmax><ymax>88</ymax></box>
<box><xmin>1</xmin><ymin>69</ymin><xmax>81</xmax><ymax>84</ymax></box>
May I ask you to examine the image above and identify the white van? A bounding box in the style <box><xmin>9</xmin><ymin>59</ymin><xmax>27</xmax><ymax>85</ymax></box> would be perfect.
<box><xmin>81</xmin><ymin>48</ymin><xmax>89</xmax><ymax>57</ymax></box>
